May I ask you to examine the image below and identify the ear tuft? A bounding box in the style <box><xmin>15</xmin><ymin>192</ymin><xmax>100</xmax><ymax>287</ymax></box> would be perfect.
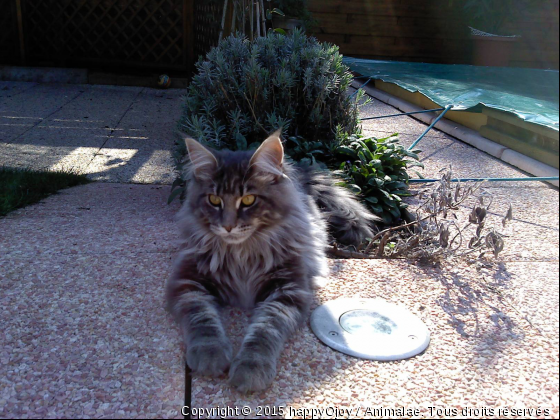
<box><xmin>184</xmin><ymin>137</ymin><xmax>218</xmax><ymax>180</ymax></box>
<box><xmin>249</xmin><ymin>130</ymin><xmax>284</xmax><ymax>177</ymax></box>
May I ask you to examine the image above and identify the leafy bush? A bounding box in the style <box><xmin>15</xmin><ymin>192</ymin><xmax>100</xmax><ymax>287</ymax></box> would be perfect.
<box><xmin>174</xmin><ymin>31</ymin><xmax>423</xmax><ymax>226</ymax></box>
<box><xmin>271</xmin><ymin>0</ymin><xmax>314</xmax><ymax>24</ymax></box>
<box><xmin>180</xmin><ymin>30</ymin><xmax>364</xmax><ymax>150</ymax></box>
<box><xmin>329</xmin><ymin>169</ymin><xmax>514</xmax><ymax>261</ymax></box>
<box><xmin>334</xmin><ymin>134</ymin><xmax>423</xmax><ymax>224</ymax></box>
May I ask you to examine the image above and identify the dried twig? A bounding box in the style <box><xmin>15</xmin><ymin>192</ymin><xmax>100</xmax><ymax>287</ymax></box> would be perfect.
<box><xmin>365</xmin><ymin>220</ymin><xmax>419</xmax><ymax>253</ymax></box>
<box><xmin>335</xmin><ymin>168</ymin><xmax>514</xmax><ymax>262</ymax></box>
<box><xmin>326</xmin><ymin>246</ymin><xmax>380</xmax><ymax>259</ymax></box>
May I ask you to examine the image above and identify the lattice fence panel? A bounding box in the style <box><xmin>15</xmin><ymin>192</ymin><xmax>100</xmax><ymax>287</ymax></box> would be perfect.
<box><xmin>21</xmin><ymin>0</ymin><xmax>190</xmax><ymax>71</ymax></box>
<box><xmin>193</xmin><ymin>0</ymin><xmax>223</xmax><ymax>62</ymax></box>
<box><xmin>0</xmin><ymin>1</ymin><xmax>21</xmax><ymax>64</ymax></box>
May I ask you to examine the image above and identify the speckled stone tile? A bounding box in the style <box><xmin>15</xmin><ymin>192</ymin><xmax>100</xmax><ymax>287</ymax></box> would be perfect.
<box><xmin>1</xmin><ymin>81</ymin><xmax>558</xmax><ymax>418</ymax></box>
<box><xmin>188</xmin><ymin>96</ymin><xmax>559</xmax><ymax>419</ymax></box>
<box><xmin>190</xmin><ymin>258</ymin><xmax>559</xmax><ymax>419</ymax></box>
<box><xmin>0</xmin><ymin>183</ymin><xmax>185</xmax><ymax>419</ymax></box>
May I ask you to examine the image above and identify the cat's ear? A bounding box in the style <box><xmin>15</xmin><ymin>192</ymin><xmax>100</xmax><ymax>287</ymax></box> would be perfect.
<box><xmin>249</xmin><ymin>129</ymin><xmax>284</xmax><ymax>178</ymax></box>
<box><xmin>184</xmin><ymin>137</ymin><xmax>218</xmax><ymax>180</ymax></box>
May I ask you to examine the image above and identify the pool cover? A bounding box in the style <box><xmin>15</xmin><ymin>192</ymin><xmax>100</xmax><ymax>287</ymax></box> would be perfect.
<box><xmin>344</xmin><ymin>58</ymin><xmax>559</xmax><ymax>131</ymax></box>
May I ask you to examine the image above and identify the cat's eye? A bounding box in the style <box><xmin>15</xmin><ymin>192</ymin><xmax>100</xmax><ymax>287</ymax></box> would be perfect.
<box><xmin>208</xmin><ymin>194</ymin><xmax>222</xmax><ymax>206</ymax></box>
<box><xmin>241</xmin><ymin>195</ymin><xmax>256</xmax><ymax>207</ymax></box>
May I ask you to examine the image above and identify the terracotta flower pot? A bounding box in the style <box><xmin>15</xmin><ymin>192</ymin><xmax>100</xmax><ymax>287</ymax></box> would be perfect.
<box><xmin>470</xmin><ymin>27</ymin><xmax>519</xmax><ymax>67</ymax></box>
<box><xmin>272</xmin><ymin>16</ymin><xmax>305</xmax><ymax>32</ymax></box>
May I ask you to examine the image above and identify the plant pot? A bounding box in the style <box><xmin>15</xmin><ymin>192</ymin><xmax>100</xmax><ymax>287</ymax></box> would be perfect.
<box><xmin>272</xmin><ymin>16</ymin><xmax>305</xmax><ymax>32</ymax></box>
<box><xmin>470</xmin><ymin>28</ymin><xmax>519</xmax><ymax>67</ymax></box>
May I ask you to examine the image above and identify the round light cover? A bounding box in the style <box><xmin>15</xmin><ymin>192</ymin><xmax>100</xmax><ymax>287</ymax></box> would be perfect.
<box><xmin>310</xmin><ymin>298</ymin><xmax>430</xmax><ymax>360</ymax></box>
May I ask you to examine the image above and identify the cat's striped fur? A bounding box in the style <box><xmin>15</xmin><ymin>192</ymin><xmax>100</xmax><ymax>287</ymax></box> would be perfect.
<box><xmin>166</xmin><ymin>132</ymin><xmax>377</xmax><ymax>392</ymax></box>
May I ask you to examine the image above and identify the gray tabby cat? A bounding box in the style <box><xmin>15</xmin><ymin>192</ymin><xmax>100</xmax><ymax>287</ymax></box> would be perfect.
<box><xmin>166</xmin><ymin>131</ymin><xmax>377</xmax><ymax>392</ymax></box>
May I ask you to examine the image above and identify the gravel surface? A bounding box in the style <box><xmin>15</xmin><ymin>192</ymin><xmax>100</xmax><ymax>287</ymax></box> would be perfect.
<box><xmin>0</xmin><ymin>84</ymin><xmax>558</xmax><ymax>419</ymax></box>
<box><xmin>0</xmin><ymin>184</ymin><xmax>185</xmax><ymax>419</ymax></box>
<box><xmin>190</xmin><ymin>98</ymin><xmax>560</xmax><ymax>419</ymax></box>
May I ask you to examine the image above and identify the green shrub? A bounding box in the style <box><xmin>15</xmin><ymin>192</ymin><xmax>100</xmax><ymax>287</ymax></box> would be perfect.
<box><xmin>271</xmin><ymin>0</ymin><xmax>314</xmax><ymax>24</ymax></box>
<box><xmin>175</xmin><ymin>31</ymin><xmax>423</xmax><ymax>226</ymax></box>
<box><xmin>334</xmin><ymin>134</ymin><xmax>424</xmax><ymax>224</ymax></box>
<box><xmin>180</xmin><ymin>30</ymin><xmax>365</xmax><ymax>150</ymax></box>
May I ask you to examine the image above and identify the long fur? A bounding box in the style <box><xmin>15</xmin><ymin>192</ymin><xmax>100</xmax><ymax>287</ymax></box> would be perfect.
<box><xmin>166</xmin><ymin>135</ymin><xmax>375</xmax><ymax>392</ymax></box>
<box><xmin>298</xmin><ymin>167</ymin><xmax>380</xmax><ymax>246</ymax></box>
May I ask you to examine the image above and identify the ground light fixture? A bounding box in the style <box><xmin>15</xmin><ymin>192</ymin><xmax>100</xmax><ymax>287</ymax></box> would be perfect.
<box><xmin>310</xmin><ymin>298</ymin><xmax>430</xmax><ymax>360</ymax></box>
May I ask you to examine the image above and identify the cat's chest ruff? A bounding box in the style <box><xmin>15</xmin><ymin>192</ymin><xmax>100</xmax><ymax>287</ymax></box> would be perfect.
<box><xmin>205</xmin><ymin>241</ymin><xmax>277</xmax><ymax>308</ymax></box>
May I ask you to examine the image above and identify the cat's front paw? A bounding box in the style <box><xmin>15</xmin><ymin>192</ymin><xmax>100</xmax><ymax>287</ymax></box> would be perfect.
<box><xmin>228</xmin><ymin>353</ymin><xmax>277</xmax><ymax>393</ymax></box>
<box><xmin>186</xmin><ymin>339</ymin><xmax>232</xmax><ymax>377</ymax></box>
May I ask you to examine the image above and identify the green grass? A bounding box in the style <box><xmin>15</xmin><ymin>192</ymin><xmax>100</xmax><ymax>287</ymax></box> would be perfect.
<box><xmin>0</xmin><ymin>167</ymin><xmax>91</xmax><ymax>217</ymax></box>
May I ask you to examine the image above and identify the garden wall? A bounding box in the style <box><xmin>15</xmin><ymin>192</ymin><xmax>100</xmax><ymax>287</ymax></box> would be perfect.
<box><xmin>309</xmin><ymin>0</ymin><xmax>559</xmax><ymax>70</ymax></box>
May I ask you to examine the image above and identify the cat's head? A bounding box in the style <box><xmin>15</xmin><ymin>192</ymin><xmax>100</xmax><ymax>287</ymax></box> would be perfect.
<box><xmin>183</xmin><ymin>131</ymin><xmax>296</xmax><ymax>245</ymax></box>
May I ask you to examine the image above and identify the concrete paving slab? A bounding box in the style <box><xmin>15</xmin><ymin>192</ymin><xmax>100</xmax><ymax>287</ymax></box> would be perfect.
<box><xmin>185</xmin><ymin>90</ymin><xmax>559</xmax><ymax>418</ymax></box>
<box><xmin>0</xmin><ymin>115</ymin><xmax>42</xmax><ymax>143</ymax></box>
<box><xmin>360</xmin><ymin>99</ymin><xmax>447</xmax><ymax>138</ymax></box>
<box><xmin>87</xmin><ymin>122</ymin><xmax>178</xmax><ymax>184</ymax></box>
<box><xmin>0</xmin><ymin>81</ymin><xmax>38</xmax><ymax>98</ymax></box>
<box><xmin>83</xmin><ymin>88</ymin><xmax>185</xmax><ymax>184</ymax></box>
<box><xmin>191</xmin><ymin>259</ymin><xmax>559</xmax><ymax>418</ymax></box>
<box><xmin>0</xmin><ymin>83</ymin><xmax>86</xmax><ymax>128</ymax></box>
<box><xmin>1</xmin><ymin>81</ymin><xmax>558</xmax><ymax>418</ymax></box>
<box><xmin>0</xmin><ymin>183</ymin><xmax>184</xmax><ymax>419</ymax></box>
<box><xmin>115</xmin><ymin>89</ymin><xmax>185</xmax><ymax>131</ymax></box>
<box><xmin>0</xmin><ymin>82</ymin><xmax>183</xmax><ymax>184</ymax></box>
<box><xmin>364</xmin><ymin>130</ymin><xmax>541</xmax><ymax>184</ymax></box>
<box><xmin>48</xmin><ymin>85</ymin><xmax>143</xmax><ymax>130</ymax></box>
<box><xmin>0</xmin><ymin>142</ymin><xmax>47</xmax><ymax>169</ymax></box>
<box><xmin>86</xmin><ymin>147</ymin><xmax>176</xmax><ymax>184</ymax></box>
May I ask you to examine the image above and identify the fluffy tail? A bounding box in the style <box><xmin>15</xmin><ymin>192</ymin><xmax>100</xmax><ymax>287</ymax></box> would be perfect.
<box><xmin>299</xmin><ymin>169</ymin><xmax>380</xmax><ymax>247</ymax></box>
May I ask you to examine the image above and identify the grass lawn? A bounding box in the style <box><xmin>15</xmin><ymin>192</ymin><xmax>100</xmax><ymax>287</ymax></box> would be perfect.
<box><xmin>0</xmin><ymin>167</ymin><xmax>91</xmax><ymax>217</ymax></box>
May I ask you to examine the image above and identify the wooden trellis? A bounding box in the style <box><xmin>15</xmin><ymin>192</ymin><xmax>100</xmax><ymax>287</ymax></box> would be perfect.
<box><xmin>0</xmin><ymin>0</ymin><xmax>21</xmax><ymax>64</ymax></box>
<box><xmin>193</xmin><ymin>0</ymin><xmax>224</xmax><ymax>62</ymax></box>
<box><xmin>1</xmin><ymin>0</ymin><xmax>196</xmax><ymax>73</ymax></box>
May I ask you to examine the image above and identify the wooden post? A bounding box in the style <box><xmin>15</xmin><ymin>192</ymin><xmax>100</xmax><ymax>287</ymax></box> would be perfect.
<box><xmin>15</xmin><ymin>0</ymin><xmax>26</xmax><ymax>64</ymax></box>
<box><xmin>184</xmin><ymin>0</ymin><xmax>195</xmax><ymax>75</ymax></box>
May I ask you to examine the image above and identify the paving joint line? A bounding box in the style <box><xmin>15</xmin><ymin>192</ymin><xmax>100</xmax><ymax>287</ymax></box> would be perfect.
<box><xmin>83</xmin><ymin>87</ymin><xmax>146</xmax><ymax>173</ymax></box>
<box><xmin>0</xmin><ymin>82</ymin><xmax>40</xmax><ymax>99</ymax></box>
<box><xmin>6</xmin><ymin>87</ymin><xmax>88</xmax><ymax>145</ymax></box>
<box><xmin>362</xmin><ymin>128</ymin><xmax>450</xmax><ymax>139</ymax></box>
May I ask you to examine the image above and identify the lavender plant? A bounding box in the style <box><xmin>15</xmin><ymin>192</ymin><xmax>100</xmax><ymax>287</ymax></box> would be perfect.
<box><xmin>179</xmin><ymin>30</ymin><xmax>365</xmax><ymax>150</ymax></box>
<box><xmin>328</xmin><ymin>168</ymin><xmax>514</xmax><ymax>261</ymax></box>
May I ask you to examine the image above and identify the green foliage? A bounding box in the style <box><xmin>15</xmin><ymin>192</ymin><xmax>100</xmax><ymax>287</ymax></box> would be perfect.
<box><xmin>180</xmin><ymin>30</ymin><xmax>364</xmax><ymax>151</ymax></box>
<box><xmin>0</xmin><ymin>167</ymin><xmax>91</xmax><ymax>217</ymax></box>
<box><xmin>449</xmin><ymin>0</ymin><xmax>541</xmax><ymax>35</ymax></box>
<box><xmin>176</xmin><ymin>31</ymin><xmax>422</xmax><ymax>225</ymax></box>
<box><xmin>271</xmin><ymin>0</ymin><xmax>313</xmax><ymax>24</ymax></box>
<box><xmin>334</xmin><ymin>134</ymin><xmax>424</xmax><ymax>224</ymax></box>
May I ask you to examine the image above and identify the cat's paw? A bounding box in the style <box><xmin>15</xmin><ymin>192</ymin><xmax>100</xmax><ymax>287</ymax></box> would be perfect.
<box><xmin>186</xmin><ymin>339</ymin><xmax>232</xmax><ymax>377</ymax></box>
<box><xmin>228</xmin><ymin>354</ymin><xmax>277</xmax><ymax>393</ymax></box>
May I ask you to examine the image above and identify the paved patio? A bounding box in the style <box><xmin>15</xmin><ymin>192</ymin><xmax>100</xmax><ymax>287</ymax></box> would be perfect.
<box><xmin>1</xmin><ymin>81</ymin><xmax>183</xmax><ymax>184</ymax></box>
<box><xmin>0</xmin><ymin>81</ymin><xmax>558</xmax><ymax>419</ymax></box>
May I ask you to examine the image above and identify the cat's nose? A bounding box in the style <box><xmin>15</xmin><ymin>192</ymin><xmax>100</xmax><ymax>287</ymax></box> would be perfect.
<box><xmin>224</xmin><ymin>225</ymin><xmax>233</xmax><ymax>233</ymax></box>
